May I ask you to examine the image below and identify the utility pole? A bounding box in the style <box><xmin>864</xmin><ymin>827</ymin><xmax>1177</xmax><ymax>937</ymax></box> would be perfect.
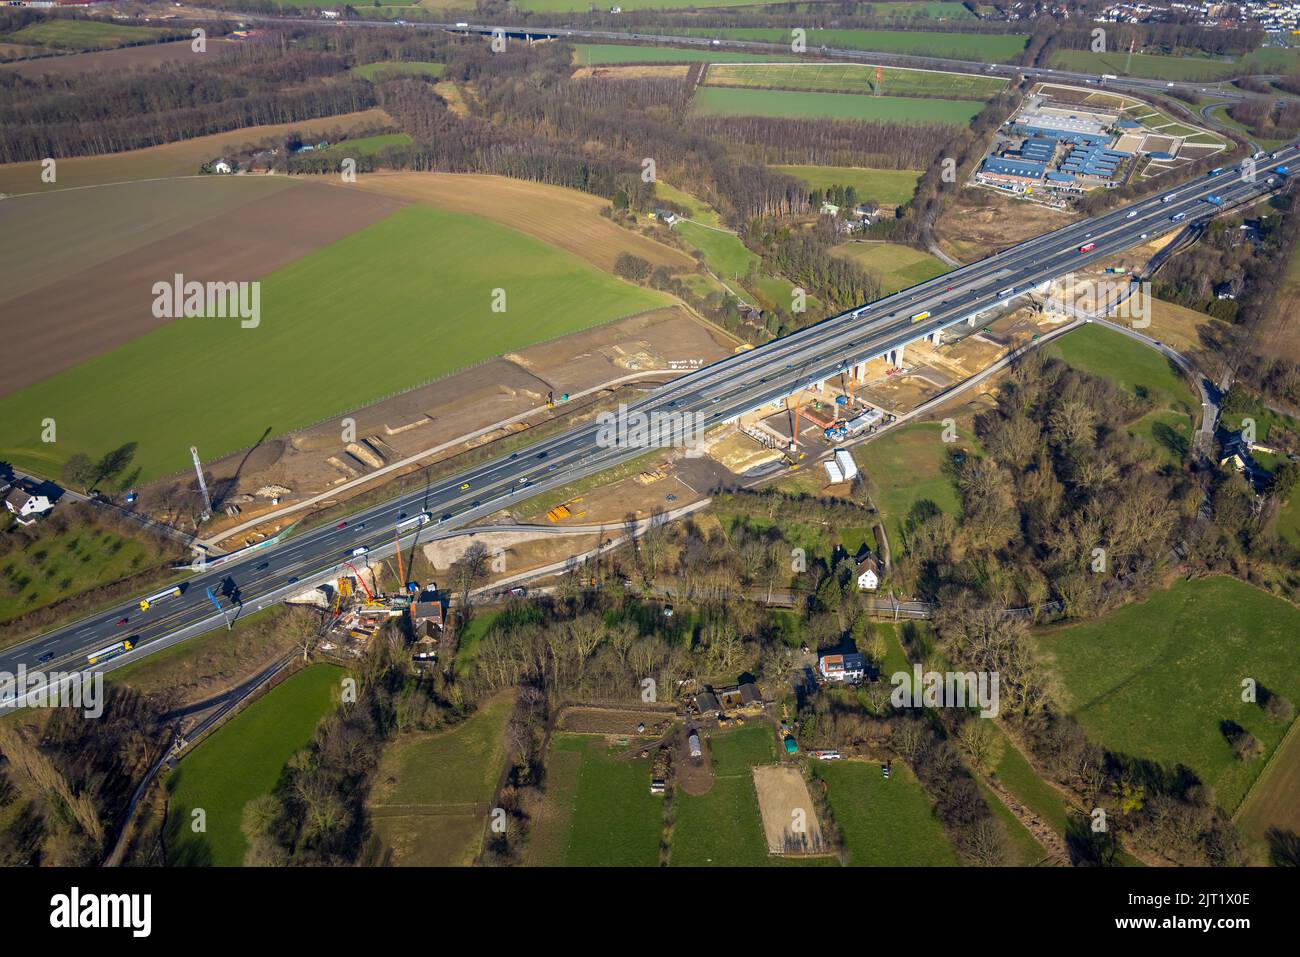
<box><xmin>394</xmin><ymin>521</ymin><xmax>405</xmax><ymax>592</ymax></box>
<box><xmin>1124</xmin><ymin>37</ymin><xmax>1135</xmax><ymax>76</ymax></box>
<box><xmin>190</xmin><ymin>446</ymin><xmax>212</xmax><ymax>521</ymax></box>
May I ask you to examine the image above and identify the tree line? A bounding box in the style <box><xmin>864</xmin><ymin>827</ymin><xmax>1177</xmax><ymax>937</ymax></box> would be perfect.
<box><xmin>0</xmin><ymin>40</ymin><xmax>374</xmax><ymax>162</ymax></box>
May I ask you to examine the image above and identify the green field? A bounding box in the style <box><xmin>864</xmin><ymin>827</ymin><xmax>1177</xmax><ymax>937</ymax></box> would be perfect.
<box><xmin>706</xmin><ymin>62</ymin><xmax>1007</xmax><ymax>99</ymax></box>
<box><xmin>0</xmin><ymin>205</ymin><xmax>669</xmax><ymax>481</ymax></box>
<box><xmin>0</xmin><ymin>512</ymin><xmax>167</xmax><ymax>624</ymax></box>
<box><xmin>368</xmin><ymin>692</ymin><xmax>513</xmax><ymax>865</ymax></box>
<box><xmin>976</xmin><ymin>777</ymin><xmax>1049</xmax><ymax>865</ymax></box>
<box><xmin>164</xmin><ymin>663</ymin><xmax>342</xmax><ymax>866</ymax></box>
<box><xmin>351</xmin><ymin>60</ymin><xmax>445</xmax><ymax>81</ymax></box>
<box><xmin>4</xmin><ymin>19</ymin><xmax>171</xmax><ymax>51</ymax></box>
<box><xmin>321</xmin><ymin>133</ymin><xmax>413</xmax><ymax>156</ymax></box>
<box><xmin>663</xmin><ymin>28</ymin><xmax>1028</xmax><ymax>63</ymax></box>
<box><xmin>990</xmin><ymin>724</ymin><xmax>1073</xmax><ymax>836</ymax></box>
<box><xmin>773</xmin><ymin>166</ymin><xmax>923</xmax><ymax>206</ymax></box>
<box><xmin>533</xmin><ymin>0</ymin><xmax>972</xmax><ymax>9</ymax></box>
<box><xmin>1036</xmin><ymin>576</ymin><xmax>1300</xmax><ymax>813</ymax></box>
<box><xmin>454</xmin><ymin>609</ymin><xmax>502</xmax><ymax>669</ymax></box>
<box><xmin>691</xmin><ymin>86</ymin><xmax>982</xmax><ymax>124</ymax></box>
<box><xmin>831</xmin><ymin>241</ymin><xmax>949</xmax><ymax>295</ymax></box>
<box><xmin>670</xmin><ymin>723</ymin><xmax>776</xmax><ymax>866</ymax></box>
<box><xmin>531</xmin><ymin>734</ymin><xmax>664</xmax><ymax>866</ymax></box>
<box><xmin>854</xmin><ymin>420</ymin><xmax>976</xmax><ymax>547</ymax></box>
<box><xmin>868</xmin><ymin>1</ymin><xmax>975</xmax><ymax>16</ymax></box>
<box><xmin>572</xmin><ymin>43</ymin><xmax>802</xmax><ymax>66</ymax></box>
<box><xmin>1049</xmin><ymin>47</ymin><xmax>1300</xmax><ymax>82</ymax></box>
<box><xmin>812</xmin><ymin>759</ymin><xmax>959</xmax><ymax>866</ymax></box>
<box><xmin>653</xmin><ymin>181</ymin><xmax>723</xmax><ymax>228</ymax></box>
<box><xmin>674</xmin><ymin>219</ymin><xmax>758</xmax><ymax>280</ymax></box>
<box><xmin>1048</xmin><ymin>322</ymin><xmax>1197</xmax><ymax>465</ymax></box>
<box><xmin>520</xmin><ymin>0</ymin><xmax>760</xmax><ymax>9</ymax></box>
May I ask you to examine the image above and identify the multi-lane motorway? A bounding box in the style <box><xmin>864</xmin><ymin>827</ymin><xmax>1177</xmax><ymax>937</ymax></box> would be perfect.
<box><xmin>198</xmin><ymin>13</ymin><xmax>1251</xmax><ymax>100</ymax></box>
<box><xmin>2</xmin><ymin>145</ymin><xmax>1294</xmax><ymax>703</ymax></box>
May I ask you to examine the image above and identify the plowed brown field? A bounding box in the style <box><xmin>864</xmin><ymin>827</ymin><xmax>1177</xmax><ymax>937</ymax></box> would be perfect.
<box><xmin>0</xmin><ymin>179</ymin><xmax>406</xmax><ymax>396</ymax></box>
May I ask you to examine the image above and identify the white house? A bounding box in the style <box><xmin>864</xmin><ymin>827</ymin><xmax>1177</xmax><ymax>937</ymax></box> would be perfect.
<box><xmin>819</xmin><ymin>653</ymin><xmax>866</xmax><ymax>682</ymax></box>
<box><xmin>4</xmin><ymin>485</ymin><xmax>53</xmax><ymax>525</ymax></box>
<box><xmin>855</xmin><ymin>556</ymin><xmax>880</xmax><ymax>591</ymax></box>
<box><xmin>321</xmin><ymin>10</ymin><xmax>340</xmax><ymax>19</ymax></box>
<box><xmin>212</xmin><ymin>159</ymin><xmax>233</xmax><ymax>174</ymax></box>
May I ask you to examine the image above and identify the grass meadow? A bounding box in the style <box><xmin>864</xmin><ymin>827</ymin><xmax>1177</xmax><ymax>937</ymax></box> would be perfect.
<box><xmin>164</xmin><ymin>662</ymin><xmax>342</xmax><ymax>866</ymax></box>
<box><xmin>1035</xmin><ymin>576</ymin><xmax>1300</xmax><ymax>814</ymax></box>
<box><xmin>0</xmin><ymin>204</ymin><xmax>668</xmax><ymax>480</ymax></box>
<box><xmin>691</xmin><ymin>86</ymin><xmax>983</xmax><ymax>124</ymax></box>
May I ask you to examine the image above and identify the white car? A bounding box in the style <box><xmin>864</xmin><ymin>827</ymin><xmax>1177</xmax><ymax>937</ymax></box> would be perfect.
<box><xmin>351</xmin><ymin>546</ymin><xmax>369</xmax><ymax>557</ymax></box>
<box><xmin>1140</xmin><ymin>232</ymin><xmax>1150</xmax><ymax>239</ymax></box>
<box><xmin>1126</xmin><ymin>211</ymin><xmax>1138</xmax><ymax>218</ymax></box>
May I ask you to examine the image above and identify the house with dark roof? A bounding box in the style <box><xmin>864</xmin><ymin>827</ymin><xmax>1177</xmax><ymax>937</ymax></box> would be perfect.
<box><xmin>819</xmin><ymin>652</ymin><xmax>867</xmax><ymax>682</ymax></box>
<box><xmin>3</xmin><ymin>482</ymin><xmax>53</xmax><ymax>525</ymax></box>
<box><xmin>694</xmin><ymin>691</ymin><xmax>721</xmax><ymax>718</ymax></box>
<box><xmin>855</xmin><ymin>556</ymin><xmax>880</xmax><ymax>591</ymax></box>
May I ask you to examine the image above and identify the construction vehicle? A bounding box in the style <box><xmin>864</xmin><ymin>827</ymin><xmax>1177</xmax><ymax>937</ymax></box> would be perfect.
<box><xmin>343</xmin><ymin>562</ymin><xmax>376</xmax><ymax>602</ymax></box>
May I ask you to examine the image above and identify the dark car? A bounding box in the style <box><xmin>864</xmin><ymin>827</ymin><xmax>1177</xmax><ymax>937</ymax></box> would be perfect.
<box><xmin>37</xmin><ymin>651</ymin><xmax>54</xmax><ymax>664</ymax></box>
<box><xmin>472</xmin><ymin>500</ymin><xmax>481</xmax><ymax>508</ymax></box>
<box><xmin>442</xmin><ymin>513</ymin><xmax>452</xmax><ymax>521</ymax></box>
<box><xmin>537</xmin><ymin>451</ymin><xmax>548</xmax><ymax>459</ymax></box>
<box><xmin>510</xmin><ymin>452</ymin><xmax>519</xmax><ymax>459</ymax></box>
<box><xmin>117</xmin><ymin>617</ymin><xmax>129</xmax><ymax>627</ymax></box>
<box><xmin>256</xmin><ymin>562</ymin><xmax>269</xmax><ymax>571</ymax></box>
<box><xmin>287</xmin><ymin>576</ymin><xmax>299</xmax><ymax>585</ymax></box>
<box><xmin>336</xmin><ymin>521</ymin><xmax>348</xmax><ymax>529</ymax></box>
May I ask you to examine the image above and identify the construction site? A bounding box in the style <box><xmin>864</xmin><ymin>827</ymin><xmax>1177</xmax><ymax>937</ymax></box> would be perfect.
<box><xmin>287</xmin><ymin>539</ymin><xmax>449</xmax><ymax>667</ymax></box>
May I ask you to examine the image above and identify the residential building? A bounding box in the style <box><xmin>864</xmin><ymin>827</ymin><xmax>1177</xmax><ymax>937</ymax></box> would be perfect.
<box><xmin>819</xmin><ymin>652</ymin><xmax>867</xmax><ymax>682</ymax></box>
<box><xmin>855</xmin><ymin>556</ymin><xmax>881</xmax><ymax>591</ymax></box>
<box><xmin>3</xmin><ymin>483</ymin><xmax>53</xmax><ymax>525</ymax></box>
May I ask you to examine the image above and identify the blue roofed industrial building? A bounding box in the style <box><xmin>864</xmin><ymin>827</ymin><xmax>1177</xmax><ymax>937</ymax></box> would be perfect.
<box><xmin>1019</xmin><ymin>137</ymin><xmax>1057</xmax><ymax>163</ymax></box>
<box><xmin>982</xmin><ymin>157</ymin><xmax>1046</xmax><ymax>179</ymax></box>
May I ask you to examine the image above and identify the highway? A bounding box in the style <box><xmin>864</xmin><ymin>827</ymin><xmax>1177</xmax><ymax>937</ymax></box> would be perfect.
<box><xmin>195</xmin><ymin>12</ymin><xmax>1254</xmax><ymax>100</ymax></box>
<box><xmin>2</xmin><ymin>145</ymin><xmax>1294</xmax><ymax>706</ymax></box>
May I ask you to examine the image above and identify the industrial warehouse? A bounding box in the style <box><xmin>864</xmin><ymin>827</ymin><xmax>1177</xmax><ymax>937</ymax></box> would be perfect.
<box><xmin>974</xmin><ymin>86</ymin><xmax>1227</xmax><ymax>200</ymax></box>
